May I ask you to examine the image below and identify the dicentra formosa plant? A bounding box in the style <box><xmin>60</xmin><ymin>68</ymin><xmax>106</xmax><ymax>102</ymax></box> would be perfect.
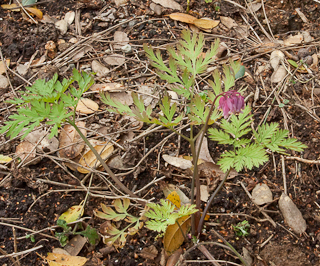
<box><xmin>100</xmin><ymin>29</ymin><xmax>307</xmax><ymax>235</ymax></box>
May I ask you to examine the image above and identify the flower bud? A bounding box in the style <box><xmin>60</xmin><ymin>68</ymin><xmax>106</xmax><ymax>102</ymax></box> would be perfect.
<box><xmin>218</xmin><ymin>90</ymin><xmax>244</xmax><ymax>119</ymax></box>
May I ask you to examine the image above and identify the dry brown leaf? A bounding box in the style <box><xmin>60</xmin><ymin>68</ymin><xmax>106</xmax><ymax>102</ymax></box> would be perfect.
<box><xmin>113</xmin><ymin>31</ymin><xmax>129</xmax><ymax>49</ymax></box>
<box><xmin>78</xmin><ymin>141</ymin><xmax>114</xmax><ymax>173</ymax></box>
<box><xmin>0</xmin><ymin>59</ymin><xmax>10</xmax><ymax>75</ymax></box>
<box><xmin>104</xmin><ymin>54</ymin><xmax>125</xmax><ymax>66</ymax></box>
<box><xmin>152</xmin><ymin>0</ymin><xmax>182</xmax><ymax>11</ymax></box>
<box><xmin>166</xmin><ymin>12</ymin><xmax>197</xmax><ymax>23</ymax></box>
<box><xmin>166</xmin><ymin>248</ymin><xmax>183</xmax><ymax>266</ymax></box>
<box><xmin>15</xmin><ymin>141</ymin><xmax>37</xmax><ymax>165</ymax></box>
<box><xmin>139</xmin><ymin>245</ymin><xmax>158</xmax><ymax>260</ymax></box>
<box><xmin>220</xmin><ymin>16</ymin><xmax>238</xmax><ymax>29</ymax></box>
<box><xmin>64</xmin><ymin>235</ymin><xmax>87</xmax><ymax>256</ymax></box>
<box><xmin>46</xmin><ymin>253</ymin><xmax>87</xmax><ymax>266</ymax></box>
<box><xmin>283</xmin><ymin>34</ymin><xmax>303</xmax><ymax>46</ymax></box>
<box><xmin>109</xmin><ymin>92</ymin><xmax>133</xmax><ymax>105</ymax></box>
<box><xmin>59</xmin><ymin>122</ymin><xmax>87</xmax><ymax>159</ymax></box>
<box><xmin>163</xmin><ymin>216</ymin><xmax>190</xmax><ymax>254</ymax></box>
<box><xmin>25</xmin><ymin>129</ymin><xmax>59</xmax><ymax>153</ymax></box>
<box><xmin>193</xmin><ymin>18</ymin><xmax>220</xmax><ymax>29</ymax></box>
<box><xmin>75</xmin><ymin>98</ymin><xmax>99</xmax><ymax>114</ymax></box>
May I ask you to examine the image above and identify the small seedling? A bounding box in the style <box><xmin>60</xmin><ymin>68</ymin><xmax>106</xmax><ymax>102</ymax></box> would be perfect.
<box><xmin>233</xmin><ymin>220</ymin><xmax>250</xmax><ymax>237</ymax></box>
<box><xmin>25</xmin><ymin>234</ymin><xmax>35</xmax><ymax>243</ymax></box>
<box><xmin>55</xmin><ymin>219</ymin><xmax>99</xmax><ymax>247</ymax></box>
<box><xmin>94</xmin><ymin>198</ymin><xmax>144</xmax><ymax>248</ymax></box>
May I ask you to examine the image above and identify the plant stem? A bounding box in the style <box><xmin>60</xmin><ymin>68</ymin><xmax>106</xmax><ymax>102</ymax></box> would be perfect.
<box><xmin>210</xmin><ymin>228</ymin><xmax>248</xmax><ymax>266</ymax></box>
<box><xmin>197</xmin><ymin>168</ymin><xmax>231</xmax><ymax>236</ymax></box>
<box><xmin>67</xmin><ymin>119</ymin><xmax>138</xmax><ymax>200</ymax></box>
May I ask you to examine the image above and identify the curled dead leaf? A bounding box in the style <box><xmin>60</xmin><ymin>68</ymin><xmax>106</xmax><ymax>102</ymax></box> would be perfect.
<box><xmin>163</xmin><ymin>216</ymin><xmax>190</xmax><ymax>254</ymax></box>
<box><xmin>77</xmin><ymin>141</ymin><xmax>114</xmax><ymax>173</ymax></box>
<box><xmin>59</xmin><ymin>122</ymin><xmax>87</xmax><ymax>159</ymax></box>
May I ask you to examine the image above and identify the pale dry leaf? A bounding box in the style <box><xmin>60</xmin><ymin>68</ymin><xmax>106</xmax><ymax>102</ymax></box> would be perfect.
<box><xmin>91</xmin><ymin>60</ymin><xmax>109</xmax><ymax>77</ymax></box>
<box><xmin>220</xmin><ymin>16</ymin><xmax>238</xmax><ymax>29</ymax></box>
<box><xmin>78</xmin><ymin>141</ymin><xmax>114</xmax><ymax>173</ymax></box>
<box><xmin>279</xmin><ymin>193</ymin><xmax>307</xmax><ymax>234</ymax></box>
<box><xmin>200</xmin><ymin>185</ymin><xmax>209</xmax><ymax>202</ymax></box>
<box><xmin>137</xmin><ymin>85</ymin><xmax>157</xmax><ymax>106</ymax></box>
<box><xmin>72</xmin><ymin>46</ymin><xmax>93</xmax><ymax>61</ymax></box>
<box><xmin>152</xmin><ymin>0</ymin><xmax>182</xmax><ymax>11</ymax></box>
<box><xmin>64</xmin><ymin>11</ymin><xmax>75</xmax><ymax>25</ymax></box>
<box><xmin>246</xmin><ymin>2</ymin><xmax>262</xmax><ymax>13</ymax></box>
<box><xmin>166</xmin><ymin>12</ymin><xmax>197</xmax><ymax>23</ymax></box>
<box><xmin>0</xmin><ymin>59</ymin><xmax>10</xmax><ymax>75</ymax></box>
<box><xmin>75</xmin><ymin>98</ymin><xmax>99</xmax><ymax>114</ymax></box>
<box><xmin>52</xmin><ymin>248</ymin><xmax>70</xmax><ymax>256</ymax></box>
<box><xmin>104</xmin><ymin>54</ymin><xmax>125</xmax><ymax>66</ymax></box>
<box><xmin>251</xmin><ymin>183</ymin><xmax>273</xmax><ymax>205</ymax></box>
<box><xmin>234</xmin><ymin>25</ymin><xmax>249</xmax><ymax>39</ymax></box>
<box><xmin>195</xmin><ymin>133</ymin><xmax>215</xmax><ymax>164</ymax></box>
<box><xmin>193</xmin><ymin>18</ymin><xmax>220</xmax><ymax>29</ymax></box>
<box><xmin>283</xmin><ymin>34</ymin><xmax>303</xmax><ymax>46</ymax></box>
<box><xmin>109</xmin><ymin>91</ymin><xmax>133</xmax><ymax>105</ymax></box>
<box><xmin>25</xmin><ymin>129</ymin><xmax>59</xmax><ymax>153</ymax></box>
<box><xmin>59</xmin><ymin>121</ymin><xmax>87</xmax><ymax>159</ymax></box>
<box><xmin>271</xmin><ymin>65</ymin><xmax>287</xmax><ymax>83</ymax></box>
<box><xmin>162</xmin><ymin>154</ymin><xmax>192</xmax><ymax>170</ymax></box>
<box><xmin>113</xmin><ymin>31</ymin><xmax>129</xmax><ymax>50</ymax></box>
<box><xmin>90</xmin><ymin>83</ymin><xmax>125</xmax><ymax>92</ymax></box>
<box><xmin>270</xmin><ymin>50</ymin><xmax>285</xmax><ymax>70</ymax></box>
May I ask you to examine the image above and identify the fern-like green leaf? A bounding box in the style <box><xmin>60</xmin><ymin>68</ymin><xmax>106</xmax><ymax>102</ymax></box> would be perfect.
<box><xmin>218</xmin><ymin>144</ymin><xmax>268</xmax><ymax>172</ymax></box>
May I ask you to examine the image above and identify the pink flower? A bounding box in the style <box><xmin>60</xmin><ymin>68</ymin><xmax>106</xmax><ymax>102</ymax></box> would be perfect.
<box><xmin>219</xmin><ymin>90</ymin><xmax>244</xmax><ymax>119</ymax></box>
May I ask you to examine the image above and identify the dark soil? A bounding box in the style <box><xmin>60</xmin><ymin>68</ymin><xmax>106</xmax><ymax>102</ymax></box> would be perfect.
<box><xmin>1</xmin><ymin>0</ymin><xmax>320</xmax><ymax>265</ymax></box>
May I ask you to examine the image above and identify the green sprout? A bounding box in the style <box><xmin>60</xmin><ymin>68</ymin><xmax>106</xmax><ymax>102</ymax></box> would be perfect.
<box><xmin>233</xmin><ymin>220</ymin><xmax>250</xmax><ymax>237</ymax></box>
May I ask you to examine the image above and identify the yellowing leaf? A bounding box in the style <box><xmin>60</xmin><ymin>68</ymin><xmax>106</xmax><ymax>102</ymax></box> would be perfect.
<box><xmin>58</xmin><ymin>203</ymin><xmax>84</xmax><ymax>223</ymax></box>
<box><xmin>0</xmin><ymin>155</ymin><xmax>12</xmax><ymax>164</ymax></box>
<box><xmin>46</xmin><ymin>253</ymin><xmax>87</xmax><ymax>266</ymax></box>
<box><xmin>193</xmin><ymin>18</ymin><xmax>220</xmax><ymax>29</ymax></box>
<box><xmin>75</xmin><ymin>98</ymin><xmax>99</xmax><ymax>114</ymax></box>
<box><xmin>166</xmin><ymin>12</ymin><xmax>197</xmax><ymax>23</ymax></box>
<box><xmin>0</xmin><ymin>59</ymin><xmax>10</xmax><ymax>75</ymax></box>
<box><xmin>166</xmin><ymin>191</ymin><xmax>181</xmax><ymax>209</ymax></box>
<box><xmin>1</xmin><ymin>4</ymin><xmax>20</xmax><ymax>11</ymax></box>
<box><xmin>25</xmin><ymin>7</ymin><xmax>43</xmax><ymax>19</ymax></box>
<box><xmin>164</xmin><ymin>215</ymin><xmax>191</xmax><ymax>254</ymax></box>
<box><xmin>77</xmin><ymin>142</ymin><xmax>114</xmax><ymax>173</ymax></box>
<box><xmin>1</xmin><ymin>4</ymin><xmax>43</xmax><ymax>19</ymax></box>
